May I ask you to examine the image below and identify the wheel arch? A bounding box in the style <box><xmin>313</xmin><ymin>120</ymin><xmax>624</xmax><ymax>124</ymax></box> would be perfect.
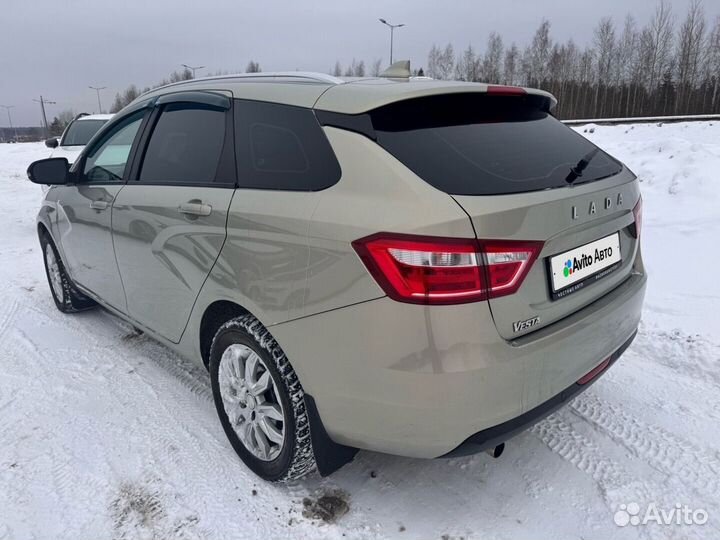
<box><xmin>198</xmin><ymin>300</ymin><xmax>250</xmax><ymax>368</ymax></box>
<box><xmin>37</xmin><ymin>221</ymin><xmax>51</xmax><ymax>240</ymax></box>
<box><xmin>199</xmin><ymin>301</ymin><xmax>358</xmax><ymax>476</ymax></box>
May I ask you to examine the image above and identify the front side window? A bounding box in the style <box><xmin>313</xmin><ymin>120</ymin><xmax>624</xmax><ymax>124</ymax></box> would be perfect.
<box><xmin>82</xmin><ymin>112</ymin><xmax>144</xmax><ymax>183</ymax></box>
<box><xmin>138</xmin><ymin>103</ymin><xmax>227</xmax><ymax>184</ymax></box>
<box><xmin>235</xmin><ymin>100</ymin><xmax>341</xmax><ymax>191</ymax></box>
<box><xmin>61</xmin><ymin>119</ymin><xmax>108</xmax><ymax>146</ymax></box>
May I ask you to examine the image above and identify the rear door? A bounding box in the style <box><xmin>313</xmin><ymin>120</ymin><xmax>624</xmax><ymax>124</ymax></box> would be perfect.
<box><xmin>111</xmin><ymin>91</ymin><xmax>236</xmax><ymax>342</ymax></box>
<box><xmin>370</xmin><ymin>92</ymin><xmax>641</xmax><ymax>339</ymax></box>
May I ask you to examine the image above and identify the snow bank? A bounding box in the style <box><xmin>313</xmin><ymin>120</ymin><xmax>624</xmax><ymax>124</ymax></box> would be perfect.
<box><xmin>0</xmin><ymin>123</ymin><xmax>718</xmax><ymax>539</ymax></box>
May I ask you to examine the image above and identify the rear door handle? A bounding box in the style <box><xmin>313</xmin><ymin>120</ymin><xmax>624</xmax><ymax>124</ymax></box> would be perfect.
<box><xmin>178</xmin><ymin>201</ymin><xmax>212</xmax><ymax>217</ymax></box>
<box><xmin>90</xmin><ymin>200</ymin><xmax>109</xmax><ymax>210</ymax></box>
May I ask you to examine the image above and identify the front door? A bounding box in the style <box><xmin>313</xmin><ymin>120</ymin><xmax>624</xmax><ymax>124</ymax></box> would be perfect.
<box><xmin>112</xmin><ymin>93</ymin><xmax>235</xmax><ymax>342</ymax></box>
<box><xmin>53</xmin><ymin>110</ymin><xmax>146</xmax><ymax>311</ymax></box>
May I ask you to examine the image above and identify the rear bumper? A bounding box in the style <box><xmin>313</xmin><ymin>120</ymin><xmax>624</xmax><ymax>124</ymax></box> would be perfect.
<box><xmin>442</xmin><ymin>330</ymin><xmax>637</xmax><ymax>457</ymax></box>
<box><xmin>271</xmin><ymin>267</ymin><xmax>646</xmax><ymax>459</ymax></box>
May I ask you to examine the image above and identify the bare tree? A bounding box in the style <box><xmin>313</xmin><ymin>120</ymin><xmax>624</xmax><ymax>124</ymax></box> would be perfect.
<box><xmin>355</xmin><ymin>60</ymin><xmax>366</xmax><ymax>77</ymax></box>
<box><xmin>503</xmin><ymin>43</ymin><xmax>520</xmax><ymax>85</ymax></box>
<box><xmin>675</xmin><ymin>0</ymin><xmax>706</xmax><ymax>113</ymax></box>
<box><xmin>482</xmin><ymin>33</ymin><xmax>504</xmax><ymax>83</ymax></box>
<box><xmin>594</xmin><ymin>17</ymin><xmax>616</xmax><ymax>116</ymax></box>
<box><xmin>616</xmin><ymin>15</ymin><xmax>639</xmax><ymax>116</ymax></box>
<box><xmin>123</xmin><ymin>85</ymin><xmax>139</xmax><ymax>104</ymax></box>
<box><xmin>455</xmin><ymin>44</ymin><xmax>478</xmax><ymax>81</ymax></box>
<box><xmin>428</xmin><ymin>43</ymin><xmax>455</xmax><ymax>80</ymax></box>
<box><xmin>419</xmin><ymin>0</ymin><xmax>717</xmax><ymax>118</ymax></box>
<box><xmin>523</xmin><ymin>20</ymin><xmax>552</xmax><ymax>86</ymax></box>
<box><xmin>427</xmin><ymin>44</ymin><xmax>442</xmax><ymax>79</ymax></box>
<box><xmin>707</xmin><ymin>17</ymin><xmax>720</xmax><ymax>110</ymax></box>
<box><xmin>643</xmin><ymin>1</ymin><xmax>675</xmax><ymax>92</ymax></box>
<box><xmin>371</xmin><ymin>58</ymin><xmax>383</xmax><ymax>76</ymax></box>
<box><xmin>332</xmin><ymin>61</ymin><xmax>342</xmax><ymax>77</ymax></box>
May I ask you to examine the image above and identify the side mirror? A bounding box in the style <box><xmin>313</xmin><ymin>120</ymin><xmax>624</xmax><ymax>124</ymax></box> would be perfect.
<box><xmin>27</xmin><ymin>158</ymin><xmax>70</xmax><ymax>185</ymax></box>
<box><xmin>45</xmin><ymin>137</ymin><xmax>59</xmax><ymax>148</ymax></box>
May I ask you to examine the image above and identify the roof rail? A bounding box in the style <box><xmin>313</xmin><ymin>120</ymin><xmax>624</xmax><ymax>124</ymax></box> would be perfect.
<box><xmin>225</xmin><ymin>72</ymin><xmax>345</xmax><ymax>84</ymax></box>
<box><xmin>146</xmin><ymin>72</ymin><xmax>344</xmax><ymax>96</ymax></box>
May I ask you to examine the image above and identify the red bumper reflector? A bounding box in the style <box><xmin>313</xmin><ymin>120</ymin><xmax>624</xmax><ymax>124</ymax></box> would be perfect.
<box><xmin>577</xmin><ymin>358</ymin><xmax>611</xmax><ymax>385</ymax></box>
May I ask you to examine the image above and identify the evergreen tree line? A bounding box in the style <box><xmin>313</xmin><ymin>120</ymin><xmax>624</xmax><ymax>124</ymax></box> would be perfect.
<box><xmin>426</xmin><ymin>1</ymin><xmax>720</xmax><ymax>119</ymax></box>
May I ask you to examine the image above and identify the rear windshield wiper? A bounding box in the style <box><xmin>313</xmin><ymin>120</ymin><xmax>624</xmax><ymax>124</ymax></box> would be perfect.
<box><xmin>565</xmin><ymin>148</ymin><xmax>600</xmax><ymax>184</ymax></box>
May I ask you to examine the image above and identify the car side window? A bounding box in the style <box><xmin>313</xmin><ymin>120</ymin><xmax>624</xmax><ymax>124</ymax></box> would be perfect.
<box><xmin>81</xmin><ymin>112</ymin><xmax>145</xmax><ymax>184</ymax></box>
<box><xmin>235</xmin><ymin>100</ymin><xmax>341</xmax><ymax>191</ymax></box>
<box><xmin>138</xmin><ymin>103</ymin><xmax>229</xmax><ymax>185</ymax></box>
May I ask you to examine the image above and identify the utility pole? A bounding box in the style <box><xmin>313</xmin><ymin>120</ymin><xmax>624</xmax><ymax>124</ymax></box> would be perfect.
<box><xmin>32</xmin><ymin>96</ymin><xmax>56</xmax><ymax>137</ymax></box>
<box><xmin>379</xmin><ymin>18</ymin><xmax>406</xmax><ymax>65</ymax></box>
<box><xmin>0</xmin><ymin>105</ymin><xmax>18</xmax><ymax>141</ymax></box>
<box><xmin>181</xmin><ymin>64</ymin><xmax>205</xmax><ymax>79</ymax></box>
<box><xmin>88</xmin><ymin>86</ymin><xmax>106</xmax><ymax>113</ymax></box>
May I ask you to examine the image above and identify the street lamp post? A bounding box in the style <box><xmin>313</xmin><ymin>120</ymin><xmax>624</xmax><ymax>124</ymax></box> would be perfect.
<box><xmin>181</xmin><ymin>64</ymin><xmax>205</xmax><ymax>79</ymax></box>
<box><xmin>0</xmin><ymin>105</ymin><xmax>18</xmax><ymax>141</ymax></box>
<box><xmin>89</xmin><ymin>86</ymin><xmax>106</xmax><ymax>113</ymax></box>
<box><xmin>379</xmin><ymin>18</ymin><xmax>405</xmax><ymax>65</ymax></box>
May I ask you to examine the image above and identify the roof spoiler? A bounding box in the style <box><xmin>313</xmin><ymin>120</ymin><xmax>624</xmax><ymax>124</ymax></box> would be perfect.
<box><xmin>380</xmin><ymin>60</ymin><xmax>411</xmax><ymax>79</ymax></box>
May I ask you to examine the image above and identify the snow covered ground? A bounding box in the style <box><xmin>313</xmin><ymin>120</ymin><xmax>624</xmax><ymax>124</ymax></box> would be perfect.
<box><xmin>0</xmin><ymin>122</ymin><xmax>718</xmax><ymax>540</ymax></box>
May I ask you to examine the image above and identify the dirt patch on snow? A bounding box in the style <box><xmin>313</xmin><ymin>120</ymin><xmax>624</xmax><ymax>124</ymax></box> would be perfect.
<box><xmin>301</xmin><ymin>489</ymin><xmax>349</xmax><ymax>523</ymax></box>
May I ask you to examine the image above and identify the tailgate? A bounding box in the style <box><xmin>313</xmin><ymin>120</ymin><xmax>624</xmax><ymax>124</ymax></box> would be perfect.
<box><xmin>454</xmin><ymin>169</ymin><xmax>641</xmax><ymax>340</ymax></box>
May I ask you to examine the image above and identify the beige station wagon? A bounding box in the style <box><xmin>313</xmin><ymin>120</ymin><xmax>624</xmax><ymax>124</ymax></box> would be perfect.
<box><xmin>28</xmin><ymin>66</ymin><xmax>646</xmax><ymax>481</ymax></box>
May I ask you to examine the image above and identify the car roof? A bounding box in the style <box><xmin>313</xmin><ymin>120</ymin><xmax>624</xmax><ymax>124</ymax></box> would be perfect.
<box><xmin>132</xmin><ymin>72</ymin><xmax>557</xmax><ymax>115</ymax></box>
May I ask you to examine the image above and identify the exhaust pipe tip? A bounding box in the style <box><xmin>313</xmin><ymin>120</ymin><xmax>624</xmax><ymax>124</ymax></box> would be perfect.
<box><xmin>485</xmin><ymin>443</ymin><xmax>505</xmax><ymax>459</ymax></box>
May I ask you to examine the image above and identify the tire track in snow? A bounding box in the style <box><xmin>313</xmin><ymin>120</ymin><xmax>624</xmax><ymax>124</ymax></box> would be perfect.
<box><xmin>570</xmin><ymin>392</ymin><xmax>720</xmax><ymax>500</ymax></box>
<box><xmin>87</xmin><ymin>333</ymin><xmax>306</xmax><ymax>540</ymax></box>
<box><xmin>529</xmin><ymin>413</ymin><xmax>710</xmax><ymax>540</ymax></box>
<box><xmin>531</xmin><ymin>414</ymin><xmax>653</xmax><ymax>503</ymax></box>
<box><xmin>0</xmin><ymin>299</ymin><xmax>19</xmax><ymax>344</ymax></box>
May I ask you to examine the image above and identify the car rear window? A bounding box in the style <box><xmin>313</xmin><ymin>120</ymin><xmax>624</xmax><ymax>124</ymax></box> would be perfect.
<box><xmin>370</xmin><ymin>93</ymin><xmax>622</xmax><ymax>195</ymax></box>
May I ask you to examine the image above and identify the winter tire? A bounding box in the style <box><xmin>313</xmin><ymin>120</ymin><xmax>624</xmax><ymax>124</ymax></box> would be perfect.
<box><xmin>40</xmin><ymin>232</ymin><xmax>97</xmax><ymax>313</ymax></box>
<box><xmin>209</xmin><ymin>314</ymin><xmax>316</xmax><ymax>482</ymax></box>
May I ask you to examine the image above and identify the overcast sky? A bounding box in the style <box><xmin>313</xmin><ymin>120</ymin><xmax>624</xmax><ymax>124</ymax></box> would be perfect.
<box><xmin>2</xmin><ymin>0</ymin><xmax>717</xmax><ymax>126</ymax></box>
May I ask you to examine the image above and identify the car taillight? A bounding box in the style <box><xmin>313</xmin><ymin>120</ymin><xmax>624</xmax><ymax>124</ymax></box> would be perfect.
<box><xmin>352</xmin><ymin>233</ymin><xmax>543</xmax><ymax>305</ymax></box>
<box><xmin>631</xmin><ymin>196</ymin><xmax>643</xmax><ymax>239</ymax></box>
<box><xmin>483</xmin><ymin>241</ymin><xmax>544</xmax><ymax>297</ymax></box>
